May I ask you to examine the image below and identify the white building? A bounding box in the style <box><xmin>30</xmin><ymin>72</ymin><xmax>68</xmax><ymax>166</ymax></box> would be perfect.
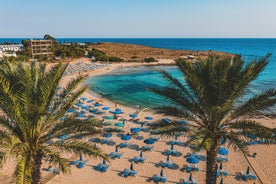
<box><xmin>0</xmin><ymin>44</ymin><xmax>24</xmax><ymax>52</ymax></box>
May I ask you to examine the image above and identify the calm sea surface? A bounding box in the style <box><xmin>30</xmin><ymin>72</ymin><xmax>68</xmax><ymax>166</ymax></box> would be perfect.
<box><xmin>1</xmin><ymin>38</ymin><xmax>276</xmax><ymax>110</ymax></box>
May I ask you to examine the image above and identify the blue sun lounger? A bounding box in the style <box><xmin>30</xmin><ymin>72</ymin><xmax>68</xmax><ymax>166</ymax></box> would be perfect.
<box><xmin>130</xmin><ymin>170</ymin><xmax>138</xmax><ymax>176</ymax></box>
<box><xmin>123</xmin><ymin>169</ymin><xmax>131</xmax><ymax>177</ymax></box>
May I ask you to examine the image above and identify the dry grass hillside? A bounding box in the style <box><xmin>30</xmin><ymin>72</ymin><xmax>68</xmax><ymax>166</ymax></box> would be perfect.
<box><xmin>90</xmin><ymin>42</ymin><xmax>233</xmax><ymax>61</ymax></box>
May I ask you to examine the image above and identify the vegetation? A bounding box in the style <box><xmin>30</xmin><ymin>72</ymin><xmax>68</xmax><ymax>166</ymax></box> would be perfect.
<box><xmin>88</xmin><ymin>48</ymin><xmax>124</xmax><ymax>62</ymax></box>
<box><xmin>149</xmin><ymin>54</ymin><xmax>276</xmax><ymax>184</ymax></box>
<box><xmin>0</xmin><ymin>62</ymin><xmax>108</xmax><ymax>184</ymax></box>
<box><xmin>52</xmin><ymin>42</ymin><xmax>85</xmax><ymax>59</ymax></box>
<box><xmin>144</xmin><ymin>57</ymin><xmax>158</xmax><ymax>63</ymax></box>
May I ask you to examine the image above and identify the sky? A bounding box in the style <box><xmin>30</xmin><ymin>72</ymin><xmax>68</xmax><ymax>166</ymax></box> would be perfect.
<box><xmin>1</xmin><ymin>0</ymin><xmax>276</xmax><ymax>38</ymax></box>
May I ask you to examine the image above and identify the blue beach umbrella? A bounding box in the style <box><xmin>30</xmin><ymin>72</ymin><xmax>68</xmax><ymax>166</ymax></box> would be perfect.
<box><xmin>145</xmin><ymin>116</ymin><xmax>153</xmax><ymax>120</ymax></box>
<box><xmin>162</xmin><ymin>118</ymin><xmax>171</xmax><ymax>123</ymax></box>
<box><xmin>80</xmin><ymin>97</ymin><xmax>87</xmax><ymax>101</ymax></box>
<box><xmin>58</xmin><ymin>134</ymin><xmax>68</xmax><ymax>140</ymax></box>
<box><xmin>130</xmin><ymin>128</ymin><xmax>141</xmax><ymax>134</ymax></box>
<box><xmin>89</xmin><ymin>109</ymin><xmax>98</xmax><ymax>113</ymax></box>
<box><xmin>144</xmin><ymin>138</ymin><xmax>155</xmax><ymax>144</ymax></box>
<box><xmin>186</xmin><ymin>153</ymin><xmax>199</xmax><ymax>164</ymax></box>
<box><xmin>218</xmin><ymin>147</ymin><xmax>229</xmax><ymax>155</ymax></box>
<box><xmin>179</xmin><ymin>120</ymin><xmax>188</xmax><ymax>125</ymax></box>
<box><xmin>77</xmin><ymin>113</ymin><xmax>85</xmax><ymax>118</ymax></box>
<box><xmin>102</xmin><ymin>133</ymin><xmax>112</xmax><ymax>138</ymax></box>
<box><xmin>121</xmin><ymin>134</ymin><xmax>132</xmax><ymax>141</ymax></box>
<box><xmin>115</xmin><ymin>122</ymin><xmax>124</xmax><ymax>127</ymax></box>
<box><xmin>48</xmin><ymin>107</ymin><xmax>53</xmax><ymax>112</ymax></box>
<box><xmin>129</xmin><ymin>114</ymin><xmax>138</xmax><ymax>118</ymax></box>
<box><xmin>102</xmin><ymin>107</ymin><xmax>110</xmax><ymax>110</ymax></box>
<box><xmin>67</xmin><ymin>109</ymin><xmax>76</xmax><ymax>113</ymax></box>
<box><xmin>75</xmin><ymin>102</ymin><xmax>83</xmax><ymax>107</ymax></box>
<box><xmin>59</xmin><ymin>117</ymin><xmax>65</xmax><ymax>121</ymax></box>
<box><xmin>94</xmin><ymin>102</ymin><xmax>102</xmax><ymax>107</ymax></box>
<box><xmin>81</xmin><ymin>106</ymin><xmax>89</xmax><ymax>110</ymax></box>
<box><xmin>87</xmin><ymin>99</ymin><xmax>94</xmax><ymax>103</ymax></box>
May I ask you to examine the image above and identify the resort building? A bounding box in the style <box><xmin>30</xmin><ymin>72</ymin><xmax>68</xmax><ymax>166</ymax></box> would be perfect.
<box><xmin>27</xmin><ymin>39</ymin><xmax>53</xmax><ymax>57</ymax></box>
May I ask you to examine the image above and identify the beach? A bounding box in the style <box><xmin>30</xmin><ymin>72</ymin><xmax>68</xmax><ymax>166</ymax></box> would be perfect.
<box><xmin>1</xmin><ymin>58</ymin><xmax>275</xmax><ymax>184</ymax></box>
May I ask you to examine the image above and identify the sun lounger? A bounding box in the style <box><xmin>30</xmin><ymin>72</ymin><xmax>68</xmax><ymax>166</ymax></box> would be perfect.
<box><xmin>250</xmin><ymin>175</ymin><xmax>257</xmax><ymax>180</ymax></box>
<box><xmin>167</xmin><ymin>162</ymin><xmax>173</xmax><ymax>169</ymax></box>
<box><xmin>194</xmin><ymin>166</ymin><xmax>199</xmax><ymax>171</ymax></box>
<box><xmin>222</xmin><ymin>171</ymin><xmax>228</xmax><ymax>176</ymax></box>
<box><xmin>242</xmin><ymin>174</ymin><xmax>249</xmax><ymax>181</ymax></box>
<box><xmin>120</xmin><ymin>142</ymin><xmax>129</xmax><ymax>148</ymax></box>
<box><xmin>184</xmin><ymin>180</ymin><xmax>189</xmax><ymax>184</ymax></box>
<box><xmin>161</xmin><ymin>161</ymin><xmax>167</xmax><ymax>167</ymax></box>
<box><xmin>217</xmin><ymin>171</ymin><xmax>221</xmax><ymax>177</ymax></box>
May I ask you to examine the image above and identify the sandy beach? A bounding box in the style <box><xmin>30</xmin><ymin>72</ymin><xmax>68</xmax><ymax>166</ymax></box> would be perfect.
<box><xmin>1</xmin><ymin>58</ymin><xmax>275</xmax><ymax>184</ymax></box>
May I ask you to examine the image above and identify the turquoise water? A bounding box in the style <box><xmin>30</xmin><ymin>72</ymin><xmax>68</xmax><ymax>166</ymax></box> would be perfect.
<box><xmin>83</xmin><ymin>39</ymin><xmax>276</xmax><ymax>110</ymax></box>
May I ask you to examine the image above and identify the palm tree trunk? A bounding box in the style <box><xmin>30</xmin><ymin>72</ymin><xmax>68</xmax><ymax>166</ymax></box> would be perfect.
<box><xmin>31</xmin><ymin>153</ymin><xmax>43</xmax><ymax>184</ymax></box>
<box><xmin>206</xmin><ymin>144</ymin><xmax>219</xmax><ymax>184</ymax></box>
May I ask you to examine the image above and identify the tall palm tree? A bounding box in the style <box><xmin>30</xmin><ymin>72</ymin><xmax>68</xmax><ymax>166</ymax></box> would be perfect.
<box><xmin>0</xmin><ymin>62</ymin><xmax>108</xmax><ymax>184</ymax></box>
<box><xmin>149</xmin><ymin>54</ymin><xmax>276</xmax><ymax>184</ymax></box>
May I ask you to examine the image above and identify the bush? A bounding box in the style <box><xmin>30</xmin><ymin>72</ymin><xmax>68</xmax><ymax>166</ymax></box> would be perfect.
<box><xmin>108</xmin><ymin>56</ymin><xmax>124</xmax><ymax>62</ymax></box>
<box><xmin>144</xmin><ymin>57</ymin><xmax>157</xmax><ymax>63</ymax></box>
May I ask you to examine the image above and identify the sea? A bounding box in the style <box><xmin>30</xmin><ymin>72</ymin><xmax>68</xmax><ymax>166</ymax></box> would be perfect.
<box><xmin>1</xmin><ymin>38</ymin><xmax>276</xmax><ymax>110</ymax></box>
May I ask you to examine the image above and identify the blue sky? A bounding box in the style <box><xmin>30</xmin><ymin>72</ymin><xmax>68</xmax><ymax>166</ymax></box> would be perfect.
<box><xmin>1</xmin><ymin>0</ymin><xmax>276</xmax><ymax>38</ymax></box>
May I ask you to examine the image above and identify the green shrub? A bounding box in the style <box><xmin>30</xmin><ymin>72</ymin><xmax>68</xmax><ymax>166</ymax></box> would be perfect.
<box><xmin>144</xmin><ymin>57</ymin><xmax>157</xmax><ymax>63</ymax></box>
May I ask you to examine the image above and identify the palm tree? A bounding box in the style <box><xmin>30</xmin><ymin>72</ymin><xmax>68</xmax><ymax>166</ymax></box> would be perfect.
<box><xmin>149</xmin><ymin>54</ymin><xmax>276</xmax><ymax>184</ymax></box>
<box><xmin>0</xmin><ymin>62</ymin><xmax>108</xmax><ymax>184</ymax></box>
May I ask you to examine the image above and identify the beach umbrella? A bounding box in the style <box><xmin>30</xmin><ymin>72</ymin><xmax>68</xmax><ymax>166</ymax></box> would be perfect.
<box><xmin>130</xmin><ymin>162</ymin><xmax>134</xmax><ymax>171</ymax></box>
<box><xmin>87</xmin><ymin>99</ymin><xmax>94</xmax><ymax>103</ymax></box>
<box><xmin>129</xmin><ymin>114</ymin><xmax>138</xmax><ymax>118</ymax></box>
<box><xmin>59</xmin><ymin>117</ymin><xmax>65</xmax><ymax>121</ymax></box>
<box><xmin>145</xmin><ymin>116</ymin><xmax>153</xmax><ymax>120</ymax></box>
<box><xmin>115</xmin><ymin>145</ymin><xmax>119</xmax><ymax>152</ymax></box>
<box><xmin>219</xmin><ymin>162</ymin><xmax>223</xmax><ymax>170</ymax></box>
<box><xmin>58</xmin><ymin>134</ymin><xmax>68</xmax><ymax>139</ymax></box>
<box><xmin>48</xmin><ymin>107</ymin><xmax>53</xmax><ymax>112</ymax></box>
<box><xmin>102</xmin><ymin>133</ymin><xmax>112</xmax><ymax>138</ymax></box>
<box><xmin>67</xmin><ymin>109</ymin><xmax>76</xmax><ymax>113</ymax></box>
<box><xmin>115</xmin><ymin>108</ymin><xmax>122</xmax><ymax>113</ymax></box>
<box><xmin>75</xmin><ymin>102</ymin><xmax>83</xmax><ymax>107</ymax></box>
<box><xmin>130</xmin><ymin>128</ymin><xmax>141</xmax><ymax>134</ymax></box>
<box><xmin>77</xmin><ymin>113</ymin><xmax>85</xmax><ymax>118</ymax></box>
<box><xmin>219</xmin><ymin>178</ymin><xmax>224</xmax><ymax>184</ymax></box>
<box><xmin>121</xmin><ymin>134</ymin><xmax>131</xmax><ymax>141</ymax></box>
<box><xmin>103</xmin><ymin>159</ymin><xmax>107</xmax><ymax>165</ymax></box>
<box><xmin>218</xmin><ymin>147</ymin><xmax>229</xmax><ymax>155</ymax></box>
<box><xmin>186</xmin><ymin>153</ymin><xmax>199</xmax><ymax>164</ymax></box>
<box><xmin>115</xmin><ymin>122</ymin><xmax>124</xmax><ymax>127</ymax></box>
<box><xmin>102</xmin><ymin>107</ymin><xmax>110</xmax><ymax>110</ymax></box>
<box><xmin>160</xmin><ymin>168</ymin><xmax>164</xmax><ymax>177</ymax></box>
<box><xmin>189</xmin><ymin>173</ymin><xmax>193</xmax><ymax>182</ymax></box>
<box><xmin>80</xmin><ymin>97</ymin><xmax>87</xmax><ymax>101</ymax></box>
<box><xmin>246</xmin><ymin>166</ymin><xmax>250</xmax><ymax>175</ymax></box>
<box><xmin>139</xmin><ymin>150</ymin><xmax>143</xmax><ymax>157</ymax></box>
<box><xmin>81</xmin><ymin>106</ymin><xmax>89</xmax><ymax>110</ymax></box>
<box><xmin>144</xmin><ymin>138</ymin><xmax>155</xmax><ymax>144</ymax></box>
<box><xmin>89</xmin><ymin>109</ymin><xmax>98</xmax><ymax>113</ymax></box>
<box><xmin>179</xmin><ymin>120</ymin><xmax>188</xmax><ymax>125</ymax></box>
<box><xmin>94</xmin><ymin>102</ymin><xmax>102</xmax><ymax>107</ymax></box>
<box><xmin>167</xmin><ymin>155</ymin><xmax>170</xmax><ymax>162</ymax></box>
<box><xmin>162</xmin><ymin>118</ymin><xmax>170</xmax><ymax>123</ymax></box>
